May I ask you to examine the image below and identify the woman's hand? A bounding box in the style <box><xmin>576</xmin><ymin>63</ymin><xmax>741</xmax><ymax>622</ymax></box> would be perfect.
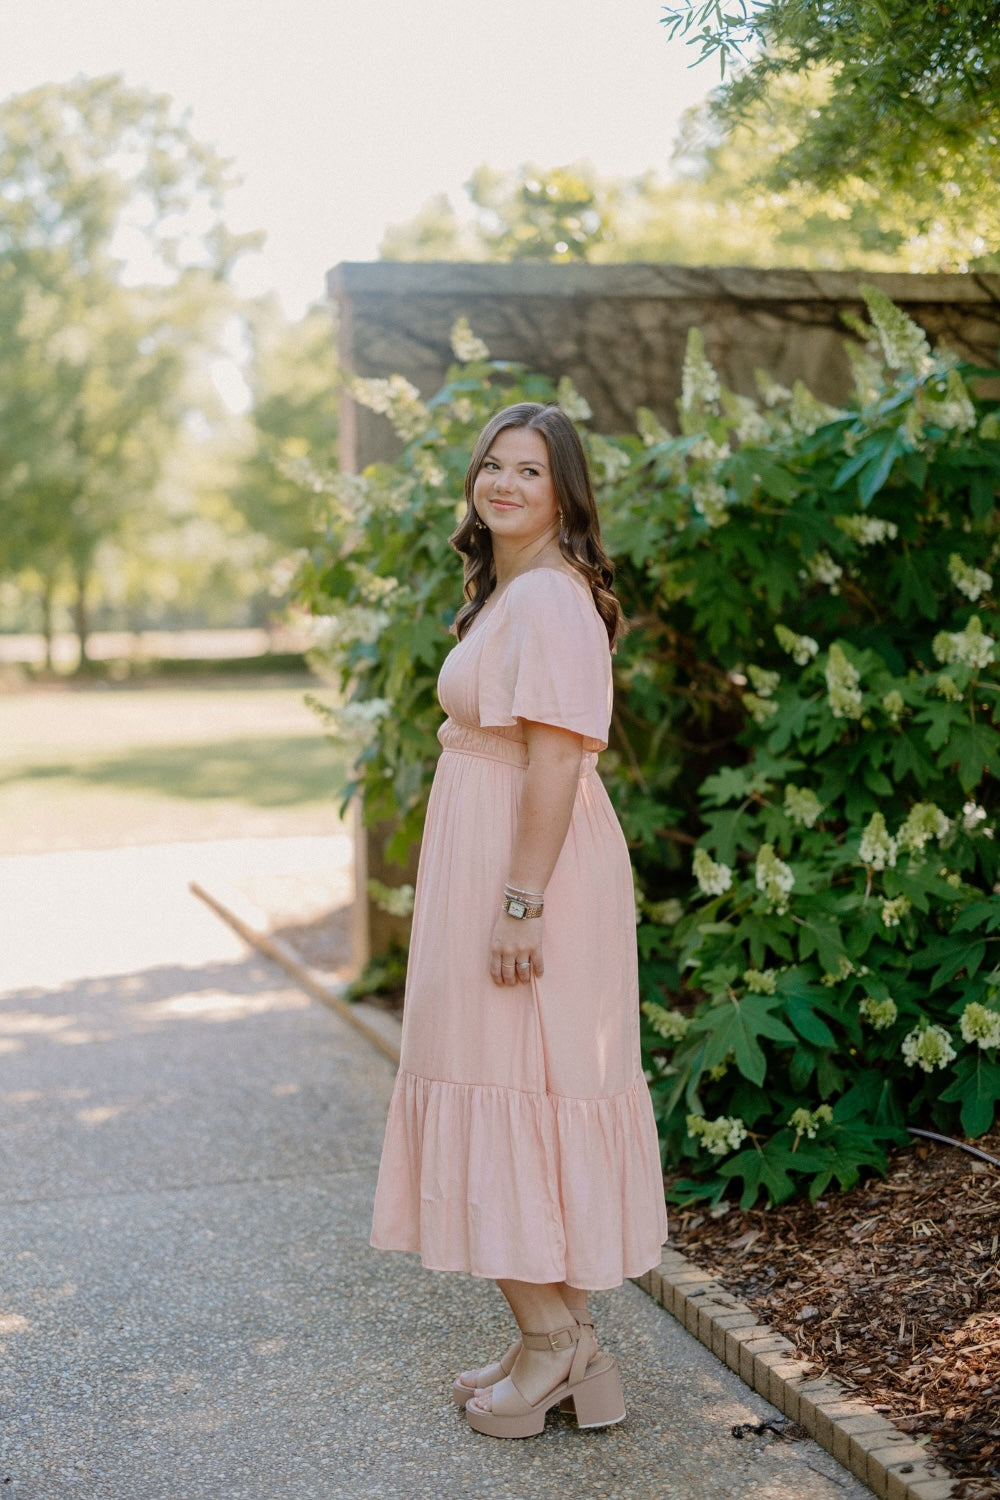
<box><xmin>490</xmin><ymin>912</ymin><xmax>544</xmax><ymax>987</ymax></box>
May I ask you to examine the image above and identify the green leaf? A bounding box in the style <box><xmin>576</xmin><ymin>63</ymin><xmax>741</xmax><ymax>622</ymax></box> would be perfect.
<box><xmin>910</xmin><ymin>934</ymin><xmax>987</xmax><ymax>991</ymax></box>
<box><xmin>939</xmin><ymin>1053</ymin><xmax>1000</xmax><ymax>1137</ymax></box>
<box><xmin>718</xmin><ymin>1142</ymin><xmax>799</xmax><ymax>1208</ymax></box>
<box><xmin>689</xmin><ymin>994</ymin><xmax>796</xmax><ymax>1084</ymax></box>
<box><xmin>953</xmin><ymin>899</ymin><xmax>1000</xmax><ymax>935</ymax></box>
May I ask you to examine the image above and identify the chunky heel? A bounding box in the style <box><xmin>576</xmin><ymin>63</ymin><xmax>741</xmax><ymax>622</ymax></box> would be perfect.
<box><xmin>569</xmin><ymin>1356</ymin><xmax>626</xmax><ymax>1429</ymax></box>
<box><xmin>465</xmin><ymin>1322</ymin><xmax>622</xmax><ymax>1439</ymax></box>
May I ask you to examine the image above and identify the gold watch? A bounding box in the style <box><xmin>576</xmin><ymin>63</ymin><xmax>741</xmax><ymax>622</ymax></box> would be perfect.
<box><xmin>502</xmin><ymin>894</ymin><xmax>544</xmax><ymax>920</ymax></box>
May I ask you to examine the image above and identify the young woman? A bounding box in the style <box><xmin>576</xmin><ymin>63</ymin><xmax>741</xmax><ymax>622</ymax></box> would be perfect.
<box><xmin>370</xmin><ymin>402</ymin><xmax>668</xmax><ymax>1439</ymax></box>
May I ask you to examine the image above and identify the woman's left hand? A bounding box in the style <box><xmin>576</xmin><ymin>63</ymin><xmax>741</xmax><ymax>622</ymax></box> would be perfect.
<box><xmin>490</xmin><ymin>912</ymin><xmax>544</xmax><ymax>987</ymax></box>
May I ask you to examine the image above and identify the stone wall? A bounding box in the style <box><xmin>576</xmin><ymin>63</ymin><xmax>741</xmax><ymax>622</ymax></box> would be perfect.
<box><xmin>330</xmin><ymin>262</ymin><xmax>1000</xmax><ymax>471</ymax></box>
<box><xmin>327</xmin><ymin>261</ymin><xmax>1000</xmax><ymax>964</ymax></box>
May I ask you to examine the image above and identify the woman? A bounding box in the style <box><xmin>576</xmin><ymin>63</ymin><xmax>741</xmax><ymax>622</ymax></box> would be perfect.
<box><xmin>370</xmin><ymin>402</ymin><xmax>668</xmax><ymax>1439</ymax></box>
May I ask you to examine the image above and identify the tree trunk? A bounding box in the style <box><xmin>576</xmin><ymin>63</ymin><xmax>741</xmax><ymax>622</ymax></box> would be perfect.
<box><xmin>40</xmin><ymin>576</ymin><xmax>54</xmax><ymax>672</ymax></box>
<box><xmin>73</xmin><ymin>563</ymin><xmax>91</xmax><ymax>672</ymax></box>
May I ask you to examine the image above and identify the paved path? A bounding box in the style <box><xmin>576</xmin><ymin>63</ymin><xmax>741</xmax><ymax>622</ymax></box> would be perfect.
<box><xmin>0</xmin><ymin>843</ymin><xmax>872</xmax><ymax>1499</ymax></box>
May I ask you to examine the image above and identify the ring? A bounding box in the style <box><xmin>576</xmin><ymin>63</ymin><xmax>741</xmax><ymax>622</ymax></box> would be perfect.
<box><xmin>517</xmin><ymin>961</ymin><xmax>530</xmax><ymax>971</ymax></box>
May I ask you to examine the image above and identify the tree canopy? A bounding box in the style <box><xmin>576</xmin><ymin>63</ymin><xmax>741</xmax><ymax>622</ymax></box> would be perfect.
<box><xmin>661</xmin><ymin>0</ymin><xmax>1000</xmax><ymax>196</ymax></box>
<box><xmin>0</xmin><ymin>74</ymin><xmax>255</xmax><ymax>662</ymax></box>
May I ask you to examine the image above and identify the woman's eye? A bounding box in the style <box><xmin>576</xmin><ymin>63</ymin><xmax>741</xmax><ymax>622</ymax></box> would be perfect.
<box><xmin>522</xmin><ymin>467</ymin><xmax>538</xmax><ymax>477</ymax></box>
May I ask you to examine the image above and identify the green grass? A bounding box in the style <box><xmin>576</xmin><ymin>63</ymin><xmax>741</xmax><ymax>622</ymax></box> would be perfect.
<box><xmin>0</xmin><ymin>678</ymin><xmax>353</xmax><ymax>854</ymax></box>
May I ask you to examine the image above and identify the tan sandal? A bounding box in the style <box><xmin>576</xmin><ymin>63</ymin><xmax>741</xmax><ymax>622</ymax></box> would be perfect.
<box><xmin>451</xmin><ymin>1312</ymin><xmax>593</xmax><ymax>1408</ymax></box>
<box><xmin>464</xmin><ymin>1322</ymin><xmax>625</xmax><ymax>1439</ymax></box>
<box><xmin>451</xmin><ymin>1340</ymin><xmax>521</xmax><ymax>1406</ymax></box>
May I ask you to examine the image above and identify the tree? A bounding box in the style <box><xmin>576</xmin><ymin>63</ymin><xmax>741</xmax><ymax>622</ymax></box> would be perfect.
<box><xmin>381</xmin><ymin>162</ymin><xmax>613</xmax><ymax>263</ymax></box>
<box><xmin>230</xmin><ymin>299</ymin><xmax>340</xmax><ymax>554</ymax></box>
<box><xmin>660</xmin><ymin>1</ymin><xmax>1000</xmax><ymax>201</ymax></box>
<box><xmin>0</xmin><ymin>74</ymin><xmax>255</xmax><ymax>666</ymax></box>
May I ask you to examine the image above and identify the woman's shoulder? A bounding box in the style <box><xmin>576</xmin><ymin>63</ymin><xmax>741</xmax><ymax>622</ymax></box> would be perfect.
<box><xmin>505</xmin><ymin>566</ymin><xmax>594</xmax><ymax>609</ymax></box>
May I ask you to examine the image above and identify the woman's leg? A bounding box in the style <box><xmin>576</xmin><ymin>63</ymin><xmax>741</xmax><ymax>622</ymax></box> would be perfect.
<box><xmin>468</xmin><ymin>1278</ymin><xmax>594</xmax><ymax>1412</ymax></box>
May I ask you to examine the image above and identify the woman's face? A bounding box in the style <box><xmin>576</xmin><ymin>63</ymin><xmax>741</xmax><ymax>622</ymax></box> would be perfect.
<box><xmin>472</xmin><ymin>427</ymin><xmax>559</xmax><ymax>547</ymax></box>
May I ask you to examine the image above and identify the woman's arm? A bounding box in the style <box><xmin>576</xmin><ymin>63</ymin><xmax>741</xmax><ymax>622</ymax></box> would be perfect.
<box><xmin>489</xmin><ymin>718</ymin><xmax>583</xmax><ymax>987</ymax></box>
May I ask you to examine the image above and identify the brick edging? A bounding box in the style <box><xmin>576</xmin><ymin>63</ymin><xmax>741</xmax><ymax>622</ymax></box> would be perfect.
<box><xmin>636</xmin><ymin>1254</ymin><xmax>956</xmax><ymax>1499</ymax></box>
<box><xmin>192</xmin><ymin>879</ymin><xmax>955</xmax><ymax>1499</ymax></box>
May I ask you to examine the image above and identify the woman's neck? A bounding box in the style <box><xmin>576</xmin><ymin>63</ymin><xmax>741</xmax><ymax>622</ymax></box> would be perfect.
<box><xmin>492</xmin><ymin>533</ymin><xmax>563</xmax><ymax>590</ymax></box>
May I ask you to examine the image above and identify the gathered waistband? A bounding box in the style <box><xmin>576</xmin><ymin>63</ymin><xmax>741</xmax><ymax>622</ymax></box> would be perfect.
<box><xmin>438</xmin><ymin>719</ymin><xmax>598</xmax><ymax>777</ymax></box>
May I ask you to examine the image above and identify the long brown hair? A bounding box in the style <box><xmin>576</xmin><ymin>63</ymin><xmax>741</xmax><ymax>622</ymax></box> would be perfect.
<box><xmin>449</xmin><ymin>403</ymin><xmax>625</xmax><ymax>649</ymax></box>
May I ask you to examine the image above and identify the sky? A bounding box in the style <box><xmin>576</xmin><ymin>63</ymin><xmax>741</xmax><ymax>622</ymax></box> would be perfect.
<box><xmin>0</xmin><ymin>0</ymin><xmax>718</xmax><ymax>318</ymax></box>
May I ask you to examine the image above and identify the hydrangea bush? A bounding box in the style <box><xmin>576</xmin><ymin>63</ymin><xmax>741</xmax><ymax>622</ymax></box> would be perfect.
<box><xmin>296</xmin><ymin>296</ymin><xmax>1000</xmax><ymax>1206</ymax></box>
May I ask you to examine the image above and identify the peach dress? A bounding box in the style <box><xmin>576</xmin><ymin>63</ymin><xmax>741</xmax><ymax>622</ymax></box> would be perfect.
<box><xmin>370</xmin><ymin>568</ymin><xmax>668</xmax><ymax>1290</ymax></box>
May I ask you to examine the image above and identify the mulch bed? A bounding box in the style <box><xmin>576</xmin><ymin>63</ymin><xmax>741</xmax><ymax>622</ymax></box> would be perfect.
<box><xmin>667</xmin><ymin>1129</ymin><xmax>1000</xmax><ymax>1497</ymax></box>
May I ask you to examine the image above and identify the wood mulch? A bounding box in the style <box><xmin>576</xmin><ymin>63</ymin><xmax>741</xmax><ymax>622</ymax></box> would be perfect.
<box><xmin>667</xmin><ymin>1129</ymin><xmax>1000</xmax><ymax>1498</ymax></box>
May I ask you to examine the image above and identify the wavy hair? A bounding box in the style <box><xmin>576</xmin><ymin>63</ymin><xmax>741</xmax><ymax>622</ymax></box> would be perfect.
<box><xmin>449</xmin><ymin>403</ymin><xmax>625</xmax><ymax>650</ymax></box>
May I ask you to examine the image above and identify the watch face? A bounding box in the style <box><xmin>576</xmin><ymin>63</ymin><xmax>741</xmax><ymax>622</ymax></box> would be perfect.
<box><xmin>508</xmin><ymin>898</ymin><xmax>527</xmax><ymax>919</ymax></box>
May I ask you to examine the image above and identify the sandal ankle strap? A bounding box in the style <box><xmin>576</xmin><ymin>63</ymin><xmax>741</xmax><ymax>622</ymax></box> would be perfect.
<box><xmin>520</xmin><ymin>1322</ymin><xmax>591</xmax><ymax>1387</ymax></box>
<box><xmin>520</xmin><ymin>1325</ymin><xmax>580</xmax><ymax>1353</ymax></box>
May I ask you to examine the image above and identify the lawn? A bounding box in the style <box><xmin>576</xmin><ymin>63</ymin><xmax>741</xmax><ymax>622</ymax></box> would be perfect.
<box><xmin>0</xmin><ymin>675</ymin><xmax>350</xmax><ymax>854</ymax></box>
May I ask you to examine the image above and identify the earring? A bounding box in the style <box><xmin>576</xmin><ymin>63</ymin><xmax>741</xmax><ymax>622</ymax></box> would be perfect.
<box><xmin>474</xmin><ymin>517</ymin><xmax>487</xmax><ymax>532</ymax></box>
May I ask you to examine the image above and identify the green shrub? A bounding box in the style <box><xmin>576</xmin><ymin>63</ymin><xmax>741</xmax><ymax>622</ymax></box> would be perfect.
<box><xmin>295</xmin><ymin>298</ymin><xmax>1000</xmax><ymax>1206</ymax></box>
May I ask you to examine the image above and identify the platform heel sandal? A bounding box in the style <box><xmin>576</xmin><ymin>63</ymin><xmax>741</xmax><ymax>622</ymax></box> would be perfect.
<box><xmin>451</xmin><ymin>1339</ymin><xmax>521</xmax><ymax>1406</ymax></box>
<box><xmin>452</xmin><ymin>1311</ymin><xmax>592</xmax><ymax>1409</ymax></box>
<box><xmin>464</xmin><ymin>1322</ymin><xmax>626</xmax><ymax>1439</ymax></box>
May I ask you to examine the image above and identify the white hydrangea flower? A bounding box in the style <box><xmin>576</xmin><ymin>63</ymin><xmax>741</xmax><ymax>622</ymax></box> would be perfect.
<box><xmin>744</xmin><ymin>968</ymin><xmax>778</xmax><ymax>995</ymax></box>
<box><xmin>825</xmin><ymin>643</ymin><xmax>863</xmax><ymax>719</ymax></box>
<box><xmin>804</xmin><ymin>550</ymin><xmax>844</xmax><ymax>594</ymax></box>
<box><xmin>859</xmin><ymin>811</ymin><xmax>897</xmax><ymax>870</ymax></box>
<box><xmin>790</xmin><ymin>382</ymin><xmax>844</xmax><ymax>435</ymax></box>
<box><xmin>644</xmin><ymin>897</ymin><xmax>684</xmax><ymax>926</ymax></box>
<box><xmin>368</xmin><ymin>879</ymin><xmax>415</xmax><ymax>918</ymax></box>
<box><xmin>686</xmin><ymin>1113</ymin><xmax>747</xmax><ymax>1156</ymax></box>
<box><xmin>862</xmin><ymin>286</ymin><xmax>934</xmax><ymax>377</ymax></box>
<box><xmin>935</xmin><ymin>673</ymin><xmax>962</xmax><ymax>702</ymax></box>
<box><xmin>747</xmin><ymin>664</ymin><xmax>780</xmax><ymax>698</ymax></box>
<box><xmin>449</xmin><ymin>316</ymin><xmax>490</xmax><ymax>363</ymax></box>
<box><xmin>784</xmin><ymin>784</ymin><xmax>824</xmax><ymax>829</ymax></box>
<box><xmin>587</xmin><ymin>434</ymin><xmax>630</xmax><ymax>484</ymax></box>
<box><xmin>680</xmin><ymin>328</ymin><xmax>721</xmax><ymax>412</ymax></box>
<box><xmin>351</xmin><ymin>374</ymin><xmax>429</xmax><ymax>441</ymax></box>
<box><xmin>312</xmin><ymin>608</ymin><xmax>390</xmax><ymax>649</ymax></box>
<box><xmin>742</xmin><ymin>693</ymin><xmax>778</xmax><ymax>724</ymax></box>
<box><xmin>962</xmin><ymin>802</ymin><xmax>988</xmax><ymax>833</ymax></box>
<box><xmin>774</xmin><ymin>623</ymin><xmax>819</xmax><ymax>665</ymax></box>
<box><xmin>690</xmin><ymin>436</ymin><xmax>731</xmax><ymax>464</ymax></box>
<box><xmin>755</xmin><ymin>843</ymin><xmax>794</xmax><ymax>914</ymax></box>
<box><xmin>691</xmin><ymin>479</ymin><xmax>729</xmax><ymax>528</ymax></box>
<box><xmin>734</xmin><ymin>405</ymin><xmax>772</xmax><ymax>444</ymax></box>
<box><xmin>959</xmin><ymin>1003</ymin><xmax>1000</xmax><ymax>1051</ymax></box>
<box><xmin>788</xmin><ymin>1104</ymin><xmax>833</xmax><ymax>1139</ymax></box>
<box><xmin>882</xmin><ymin>689</ymin><xmax>906</xmax><ymax>722</ymax></box>
<box><xmin>413</xmin><ymin>449</ymin><xmax>446</xmax><ymax>488</ymax></box>
<box><xmin>693</xmin><ymin>847</ymin><xmax>733</xmax><ymax>898</ymax></box>
<box><xmin>902</xmin><ymin>1022</ymin><xmax>957</xmax><ymax>1073</ymax></box>
<box><xmin>642</xmin><ymin>1001</ymin><xmax>691</xmax><ymax>1044</ymax></box>
<box><xmin>933</xmin><ymin>615</ymin><xmax>995</xmax><ymax>670</ymax></box>
<box><xmin>636</xmin><ymin>406</ymin><xmax>671</xmax><ymax>446</ymax></box>
<box><xmin>557</xmin><ymin>376</ymin><xmax>592</xmax><ymax>423</ymax></box>
<box><xmin>860</xmin><ymin>995</ymin><xmax>898</xmax><ymax>1030</ymax></box>
<box><xmin>931</xmin><ymin>368</ymin><xmax>977</xmax><ymax>433</ymax></box>
<box><xmin>755</xmin><ymin>370</ymin><xmax>792</xmax><ymax>408</ymax></box>
<box><xmin>881</xmin><ymin>895</ymin><xmax>911</xmax><ymax>928</ymax></box>
<box><xmin>897</xmin><ymin>802</ymin><xmax>951</xmax><ymax>854</ymax></box>
<box><xmin>451</xmin><ymin>396</ymin><xmax>476</xmax><ymax>425</ymax></box>
<box><xmin>834</xmin><ymin>514</ymin><xmax>899</xmax><ymax>546</ymax></box>
<box><xmin>948</xmin><ymin>554</ymin><xmax>992</xmax><ymax>603</ymax></box>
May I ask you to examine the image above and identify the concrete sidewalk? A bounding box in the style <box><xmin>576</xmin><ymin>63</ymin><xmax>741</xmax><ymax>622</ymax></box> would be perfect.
<box><xmin>0</xmin><ymin>843</ymin><xmax>872</xmax><ymax>1500</ymax></box>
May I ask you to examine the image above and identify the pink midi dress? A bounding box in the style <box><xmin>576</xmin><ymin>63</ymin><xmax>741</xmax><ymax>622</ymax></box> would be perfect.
<box><xmin>369</xmin><ymin>568</ymin><xmax>668</xmax><ymax>1290</ymax></box>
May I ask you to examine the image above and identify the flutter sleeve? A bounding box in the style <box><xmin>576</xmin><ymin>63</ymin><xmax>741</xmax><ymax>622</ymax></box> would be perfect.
<box><xmin>477</xmin><ymin>570</ymin><xmax>612</xmax><ymax>752</ymax></box>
